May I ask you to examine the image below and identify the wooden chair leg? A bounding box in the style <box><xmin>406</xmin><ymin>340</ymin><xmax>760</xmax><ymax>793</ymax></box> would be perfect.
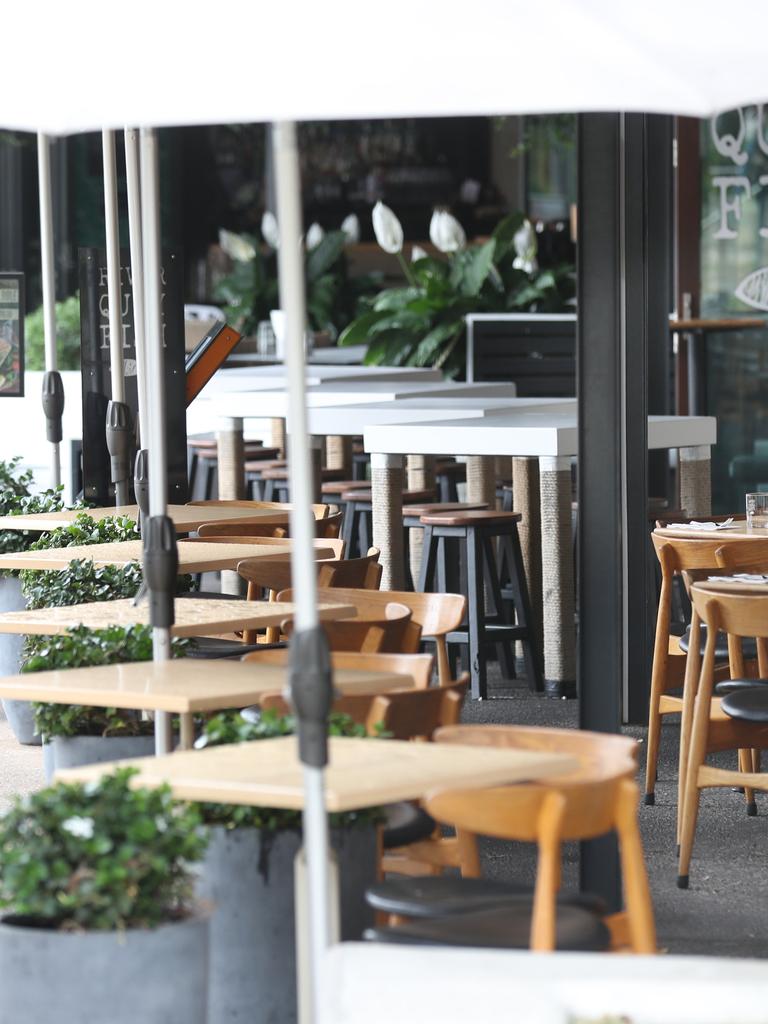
<box><xmin>645</xmin><ymin>577</ymin><xmax>672</xmax><ymax>805</ymax></box>
<box><xmin>616</xmin><ymin>779</ymin><xmax>657</xmax><ymax>953</ymax></box>
<box><xmin>677</xmin><ymin>612</ymin><xmax>701</xmax><ymax>843</ymax></box>
<box><xmin>677</xmin><ymin>704</ymin><xmax>709</xmax><ymax>888</ymax></box>
<box><xmin>739</xmin><ymin>748</ymin><xmax>758</xmax><ymax>815</ymax></box>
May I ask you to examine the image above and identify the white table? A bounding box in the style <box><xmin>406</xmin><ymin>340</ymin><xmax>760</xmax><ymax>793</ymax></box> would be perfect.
<box><xmin>198</xmin><ymin>364</ymin><xmax>442</xmax><ymax>395</ymax></box>
<box><xmin>364</xmin><ymin>409</ymin><xmax>717</xmax><ymax>686</ymax></box>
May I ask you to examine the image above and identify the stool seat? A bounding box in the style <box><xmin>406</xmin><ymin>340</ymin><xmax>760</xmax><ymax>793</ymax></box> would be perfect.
<box><xmin>403</xmin><ymin>501</ymin><xmax>487</xmax><ymax>517</ymax></box>
<box><xmin>366</xmin><ymin>875</ymin><xmax>607</xmax><ymax>918</ymax></box>
<box><xmin>435</xmin><ymin>462</ymin><xmax>467</xmax><ymax>478</ymax></box>
<box><xmin>322</xmin><ymin>479</ymin><xmax>371</xmax><ymax>495</ymax></box>
<box><xmin>341</xmin><ymin>487</ymin><xmax>435</xmax><ymax>504</ymax></box>
<box><xmin>715</xmin><ymin>678</ymin><xmax>768</xmax><ymax>696</ymax></box>
<box><xmin>381</xmin><ymin>803</ymin><xmax>436</xmax><ymax>849</ymax></box>
<box><xmin>419</xmin><ymin>509</ymin><xmax>522</xmax><ymax>527</ymax></box>
<box><xmin>364</xmin><ymin>904</ymin><xmax>611</xmax><ymax>952</ymax></box>
<box><xmin>244</xmin><ymin>458</ymin><xmax>286</xmax><ymax>472</ymax></box>
<box><xmin>241</xmin><ymin>447</ymin><xmax>281</xmax><ymax>464</ymax></box>
<box><xmin>721</xmin><ymin>687</ymin><xmax>768</xmax><ymax>722</ymax></box>
<box><xmin>262</xmin><ymin>466</ymin><xmax>346</xmax><ymax>482</ymax></box>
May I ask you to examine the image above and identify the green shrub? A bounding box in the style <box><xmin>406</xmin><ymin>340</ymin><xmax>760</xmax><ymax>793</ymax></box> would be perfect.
<box><xmin>28</xmin><ymin>512</ymin><xmax>140</xmax><ymax>551</ymax></box>
<box><xmin>0</xmin><ymin>768</ymin><xmax>207</xmax><ymax>931</ymax></box>
<box><xmin>0</xmin><ymin>456</ymin><xmax>67</xmax><ymax>557</ymax></box>
<box><xmin>25</xmin><ymin>293</ymin><xmax>82</xmax><ymax>371</ymax></box>
<box><xmin>195</xmin><ymin>708</ymin><xmax>382</xmax><ymax>831</ymax></box>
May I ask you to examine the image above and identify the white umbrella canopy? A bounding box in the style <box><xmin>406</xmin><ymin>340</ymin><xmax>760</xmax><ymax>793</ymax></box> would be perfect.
<box><xmin>3</xmin><ymin>0</ymin><xmax>768</xmax><ymax>131</ymax></box>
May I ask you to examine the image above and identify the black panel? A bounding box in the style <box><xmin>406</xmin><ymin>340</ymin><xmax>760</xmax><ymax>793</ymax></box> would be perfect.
<box><xmin>469</xmin><ymin>317</ymin><xmax>576</xmax><ymax>396</ymax></box>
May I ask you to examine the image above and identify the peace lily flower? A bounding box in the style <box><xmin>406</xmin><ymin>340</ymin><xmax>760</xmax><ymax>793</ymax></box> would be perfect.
<box><xmin>341</xmin><ymin>213</ymin><xmax>360</xmax><ymax>244</ymax></box>
<box><xmin>218</xmin><ymin>229</ymin><xmax>256</xmax><ymax>263</ymax></box>
<box><xmin>429</xmin><ymin>210</ymin><xmax>466</xmax><ymax>253</ymax></box>
<box><xmin>372</xmin><ymin>201</ymin><xmax>404</xmax><ymax>255</ymax></box>
<box><xmin>261</xmin><ymin>211</ymin><xmax>280</xmax><ymax>250</ymax></box>
<box><xmin>306</xmin><ymin>222</ymin><xmax>325</xmax><ymax>250</ymax></box>
<box><xmin>411</xmin><ymin>245</ymin><xmax>428</xmax><ymax>262</ymax></box>
<box><xmin>512</xmin><ymin>219</ymin><xmax>538</xmax><ymax>274</ymax></box>
<box><xmin>61</xmin><ymin>816</ymin><xmax>95</xmax><ymax>840</ymax></box>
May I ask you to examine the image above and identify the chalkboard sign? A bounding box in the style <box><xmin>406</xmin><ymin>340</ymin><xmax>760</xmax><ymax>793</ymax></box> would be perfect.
<box><xmin>0</xmin><ymin>273</ymin><xmax>24</xmax><ymax>397</ymax></box>
<box><xmin>79</xmin><ymin>248</ymin><xmax>188</xmax><ymax>505</ymax></box>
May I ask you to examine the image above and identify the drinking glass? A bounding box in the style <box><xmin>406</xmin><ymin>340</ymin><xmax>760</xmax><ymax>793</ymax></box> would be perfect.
<box><xmin>256</xmin><ymin>320</ymin><xmax>276</xmax><ymax>357</ymax></box>
<box><xmin>746</xmin><ymin>492</ymin><xmax>768</xmax><ymax>530</ymax></box>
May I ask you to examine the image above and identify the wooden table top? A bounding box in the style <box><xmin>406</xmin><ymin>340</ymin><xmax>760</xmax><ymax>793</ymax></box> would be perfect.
<box><xmin>0</xmin><ymin>658</ymin><xmax>411</xmax><ymax>714</ymax></box>
<box><xmin>0</xmin><ymin>539</ymin><xmax>319</xmax><ymax>573</ymax></box>
<box><xmin>654</xmin><ymin>525</ymin><xmax>758</xmax><ymax>541</ymax></box>
<box><xmin>0</xmin><ymin>597</ymin><xmax>355</xmax><ymax>637</ymax></box>
<box><xmin>0</xmin><ymin>504</ymin><xmax>288</xmax><ymax>533</ymax></box>
<box><xmin>56</xmin><ymin>735</ymin><xmax>577</xmax><ymax>811</ymax></box>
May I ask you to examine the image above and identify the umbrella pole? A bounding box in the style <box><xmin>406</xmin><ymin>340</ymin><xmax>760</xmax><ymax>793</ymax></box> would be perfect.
<box><xmin>36</xmin><ymin>134</ymin><xmax>64</xmax><ymax>491</ymax></box>
<box><xmin>102</xmin><ymin>129</ymin><xmax>132</xmax><ymax>507</ymax></box>
<box><xmin>273</xmin><ymin>119</ymin><xmax>336</xmax><ymax>1024</ymax></box>
<box><xmin>124</xmin><ymin>127</ymin><xmax>150</xmax><ymax>529</ymax></box>
<box><xmin>140</xmin><ymin>126</ymin><xmax>176</xmax><ymax>757</ymax></box>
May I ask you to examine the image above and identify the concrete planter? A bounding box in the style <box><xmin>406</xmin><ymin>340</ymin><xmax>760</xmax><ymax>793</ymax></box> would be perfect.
<box><xmin>43</xmin><ymin>734</ymin><xmax>156</xmax><ymax>783</ymax></box>
<box><xmin>0</xmin><ymin>912</ymin><xmax>209</xmax><ymax>1023</ymax></box>
<box><xmin>0</xmin><ymin>574</ymin><xmax>36</xmax><ymax>745</ymax></box>
<box><xmin>197</xmin><ymin>824</ymin><xmax>377</xmax><ymax>1024</ymax></box>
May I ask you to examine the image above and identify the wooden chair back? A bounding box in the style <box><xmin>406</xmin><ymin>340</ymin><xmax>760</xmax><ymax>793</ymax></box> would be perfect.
<box><xmin>242</xmin><ymin>648</ymin><xmax>435</xmax><ymax>689</ymax></box>
<box><xmin>282</xmin><ymin>601</ymin><xmax>417</xmax><ymax>654</ymax></box>
<box><xmin>277</xmin><ymin>587</ymin><xmax>465</xmax><ymax>683</ymax></box>
<box><xmin>187</xmin><ymin>499</ymin><xmax>332</xmax><ymax>520</ymax></box>
<box><xmin>715</xmin><ymin>538</ymin><xmax>768</xmax><ymax>573</ymax></box>
<box><xmin>691</xmin><ymin>585</ymin><xmax>768</xmax><ymax>678</ymax></box>
<box><xmin>319</xmin><ymin>548</ymin><xmax>382</xmax><ymax>590</ymax></box>
<box><xmin>427</xmin><ymin>724</ymin><xmax>654</xmax><ymax>953</ymax></box>
<box><xmin>197</xmin><ymin>510</ymin><xmax>343</xmax><ymax>541</ymax></box>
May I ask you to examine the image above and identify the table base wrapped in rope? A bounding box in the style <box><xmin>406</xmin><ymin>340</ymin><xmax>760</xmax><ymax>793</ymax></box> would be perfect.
<box><xmin>679</xmin><ymin>445</ymin><xmax>712</xmax><ymax>519</ymax></box>
<box><xmin>371</xmin><ymin>454</ymin><xmax>406</xmax><ymax>590</ymax></box>
<box><xmin>539</xmin><ymin>457</ymin><xmax>576</xmax><ymax>695</ymax></box>
<box><xmin>216</xmin><ymin>418</ymin><xmax>245</xmax><ymax>501</ymax></box>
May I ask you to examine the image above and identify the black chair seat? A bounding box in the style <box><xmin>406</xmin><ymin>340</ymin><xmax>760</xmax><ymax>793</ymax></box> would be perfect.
<box><xmin>678</xmin><ymin>623</ymin><xmax>757</xmax><ymax>661</ymax></box>
<box><xmin>382</xmin><ymin>803</ymin><xmax>436</xmax><ymax>849</ymax></box>
<box><xmin>188</xmin><ymin>638</ymin><xmax>262</xmax><ymax>659</ymax></box>
<box><xmin>366</xmin><ymin>875</ymin><xmax>606</xmax><ymax>918</ymax></box>
<box><xmin>715</xmin><ymin>678</ymin><xmax>768</xmax><ymax>697</ymax></box>
<box><xmin>721</xmin><ymin>687</ymin><xmax>768</xmax><ymax>723</ymax></box>
<box><xmin>364</xmin><ymin>903</ymin><xmax>611</xmax><ymax>952</ymax></box>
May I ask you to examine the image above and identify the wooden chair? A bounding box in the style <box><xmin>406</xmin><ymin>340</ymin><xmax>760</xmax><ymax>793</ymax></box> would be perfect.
<box><xmin>187</xmin><ymin>499</ymin><xmax>332</xmax><ymax>520</ymax></box>
<box><xmin>678</xmin><ymin>584</ymin><xmax>768</xmax><ymax>888</ymax></box>
<box><xmin>370</xmin><ymin>724</ymin><xmax>655</xmax><ymax>954</ymax></box>
<box><xmin>260</xmin><ymin>677</ymin><xmax>467</xmax><ymax>736</ymax></box>
<box><xmin>186</xmin><ymin>535</ymin><xmax>344</xmax><ymax>558</ymax></box>
<box><xmin>238</xmin><ymin>547</ymin><xmax>381</xmax><ymax>600</ymax></box>
<box><xmin>242</xmin><ymin>648</ymin><xmax>435</xmax><ymax>689</ymax></box>
<box><xmin>197</xmin><ymin>510</ymin><xmax>344</xmax><ymax>541</ymax></box>
<box><xmin>281</xmin><ymin>601</ymin><xmax>418</xmax><ymax>654</ymax></box>
<box><xmin>276</xmin><ymin>588</ymin><xmax>466</xmax><ymax>685</ymax></box>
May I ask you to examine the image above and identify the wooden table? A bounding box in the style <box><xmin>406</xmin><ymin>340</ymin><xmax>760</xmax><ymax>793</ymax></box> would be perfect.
<box><xmin>0</xmin><ymin>597</ymin><xmax>355</xmax><ymax>637</ymax></box>
<box><xmin>56</xmin><ymin>734</ymin><xmax>576</xmax><ymax>810</ymax></box>
<box><xmin>0</xmin><ymin>539</ymin><xmax>319</xmax><ymax>574</ymax></box>
<box><xmin>364</xmin><ymin>410</ymin><xmax>718</xmax><ymax>688</ymax></box>
<box><xmin>0</xmin><ymin>503</ymin><xmax>288</xmax><ymax>534</ymax></box>
<box><xmin>0</xmin><ymin>659</ymin><xmax>412</xmax><ymax>751</ymax></box>
<box><xmin>654</xmin><ymin>524</ymin><xmax>757</xmax><ymax>541</ymax></box>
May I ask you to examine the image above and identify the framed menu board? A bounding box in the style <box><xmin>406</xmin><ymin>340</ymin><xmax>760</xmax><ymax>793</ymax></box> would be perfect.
<box><xmin>0</xmin><ymin>273</ymin><xmax>23</xmax><ymax>397</ymax></box>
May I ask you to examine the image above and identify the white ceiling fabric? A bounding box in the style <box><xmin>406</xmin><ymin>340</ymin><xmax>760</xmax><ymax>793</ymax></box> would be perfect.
<box><xmin>3</xmin><ymin>0</ymin><xmax>768</xmax><ymax>133</ymax></box>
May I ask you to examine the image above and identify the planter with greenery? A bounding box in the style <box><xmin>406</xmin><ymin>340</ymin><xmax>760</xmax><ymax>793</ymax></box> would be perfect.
<box><xmin>0</xmin><ymin>769</ymin><xmax>209</xmax><ymax>1022</ymax></box>
<box><xmin>194</xmin><ymin>708</ymin><xmax>380</xmax><ymax>1024</ymax></box>
<box><xmin>26</xmin><ymin>624</ymin><xmax>193</xmax><ymax>780</ymax></box>
<box><xmin>339</xmin><ymin>206</ymin><xmax>575</xmax><ymax>377</ymax></box>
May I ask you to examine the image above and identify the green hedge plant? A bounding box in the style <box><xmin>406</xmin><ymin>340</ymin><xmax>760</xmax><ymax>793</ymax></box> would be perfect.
<box><xmin>0</xmin><ymin>768</ymin><xmax>207</xmax><ymax>931</ymax></box>
<box><xmin>25</xmin><ymin>294</ymin><xmax>82</xmax><ymax>371</ymax></box>
<box><xmin>0</xmin><ymin>456</ymin><xmax>68</xmax><ymax>558</ymax></box>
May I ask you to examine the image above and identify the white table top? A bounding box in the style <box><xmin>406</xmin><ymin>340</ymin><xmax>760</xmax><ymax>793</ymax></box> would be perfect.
<box><xmin>303</xmin><ymin>397</ymin><xmax>574</xmax><ymax>436</ymax></box>
<box><xmin>199</xmin><ymin>364</ymin><xmax>442</xmax><ymax>395</ymax></box>
<box><xmin>364</xmin><ymin>410</ymin><xmax>716</xmax><ymax>458</ymax></box>
<box><xmin>201</xmin><ymin>381</ymin><xmax>520</xmax><ymax>421</ymax></box>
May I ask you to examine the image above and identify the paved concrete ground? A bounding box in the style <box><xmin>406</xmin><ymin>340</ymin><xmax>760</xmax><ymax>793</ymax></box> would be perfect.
<box><xmin>0</xmin><ymin>678</ymin><xmax>765</xmax><ymax>957</ymax></box>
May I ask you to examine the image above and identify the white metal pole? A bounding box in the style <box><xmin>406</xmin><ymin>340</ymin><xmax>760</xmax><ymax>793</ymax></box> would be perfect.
<box><xmin>37</xmin><ymin>134</ymin><xmax>61</xmax><ymax>488</ymax></box>
<box><xmin>124</xmin><ymin>128</ymin><xmax>148</xmax><ymax>446</ymax></box>
<box><xmin>273</xmin><ymin>119</ymin><xmax>331</xmax><ymax>1024</ymax></box>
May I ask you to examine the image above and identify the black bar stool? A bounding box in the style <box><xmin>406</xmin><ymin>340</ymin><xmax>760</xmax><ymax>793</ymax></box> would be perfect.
<box><xmin>418</xmin><ymin>509</ymin><xmax>544</xmax><ymax>699</ymax></box>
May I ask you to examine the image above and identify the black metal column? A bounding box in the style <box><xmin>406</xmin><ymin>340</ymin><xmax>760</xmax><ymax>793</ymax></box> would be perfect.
<box><xmin>0</xmin><ymin>135</ymin><xmax>24</xmax><ymax>273</ymax></box>
<box><xmin>577</xmin><ymin>112</ymin><xmax>653</xmax><ymax>906</ymax></box>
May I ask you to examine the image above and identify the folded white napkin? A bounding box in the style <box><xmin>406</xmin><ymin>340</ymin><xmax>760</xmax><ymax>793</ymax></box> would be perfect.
<box><xmin>668</xmin><ymin>518</ymin><xmax>735</xmax><ymax>531</ymax></box>
<box><xmin>707</xmin><ymin>573</ymin><xmax>768</xmax><ymax>583</ymax></box>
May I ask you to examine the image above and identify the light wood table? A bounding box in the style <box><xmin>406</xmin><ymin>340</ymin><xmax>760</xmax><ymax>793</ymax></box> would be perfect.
<box><xmin>0</xmin><ymin>539</ymin><xmax>320</xmax><ymax>574</ymax></box>
<box><xmin>0</xmin><ymin>597</ymin><xmax>355</xmax><ymax>637</ymax></box>
<box><xmin>56</xmin><ymin>735</ymin><xmax>576</xmax><ymax>810</ymax></box>
<box><xmin>0</xmin><ymin>503</ymin><xmax>288</xmax><ymax>533</ymax></box>
<box><xmin>0</xmin><ymin>659</ymin><xmax>411</xmax><ymax>751</ymax></box>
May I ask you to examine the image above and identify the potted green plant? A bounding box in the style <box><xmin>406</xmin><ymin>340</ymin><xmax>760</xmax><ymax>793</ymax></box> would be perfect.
<box><xmin>194</xmin><ymin>708</ymin><xmax>381</xmax><ymax>1024</ymax></box>
<box><xmin>0</xmin><ymin>768</ymin><xmax>209</xmax><ymax>1022</ymax></box>
<box><xmin>339</xmin><ymin>206</ymin><xmax>575</xmax><ymax>377</ymax></box>
<box><xmin>26</xmin><ymin>624</ymin><xmax>193</xmax><ymax>780</ymax></box>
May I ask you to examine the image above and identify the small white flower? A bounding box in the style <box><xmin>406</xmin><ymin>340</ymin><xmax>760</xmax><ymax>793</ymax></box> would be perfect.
<box><xmin>411</xmin><ymin>245</ymin><xmax>428</xmax><ymax>262</ymax></box>
<box><xmin>341</xmin><ymin>213</ymin><xmax>360</xmax><ymax>244</ymax></box>
<box><xmin>372</xmin><ymin>201</ymin><xmax>404</xmax><ymax>255</ymax></box>
<box><xmin>261</xmin><ymin>211</ymin><xmax>280</xmax><ymax>250</ymax></box>
<box><xmin>218</xmin><ymin>229</ymin><xmax>256</xmax><ymax>263</ymax></box>
<box><xmin>512</xmin><ymin>219</ymin><xmax>538</xmax><ymax>274</ymax></box>
<box><xmin>306</xmin><ymin>222</ymin><xmax>325</xmax><ymax>250</ymax></box>
<box><xmin>61</xmin><ymin>816</ymin><xmax>95</xmax><ymax>840</ymax></box>
<box><xmin>429</xmin><ymin>210</ymin><xmax>466</xmax><ymax>253</ymax></box>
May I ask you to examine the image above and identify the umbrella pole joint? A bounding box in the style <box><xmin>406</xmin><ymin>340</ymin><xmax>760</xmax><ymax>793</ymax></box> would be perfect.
<box><xmin>143</xmin><ymin>514</ymin><xmax>179</xmax><ymax>630</ymax></box>
<box><xmin>288</xmin><ymin>624</ymin><xmax>334</xmax><ymax>768</ymax></box>
<box><xmin>106</xmin><ymin>399</ymin><xmax>134</xmax><ymax>506</ymax></box>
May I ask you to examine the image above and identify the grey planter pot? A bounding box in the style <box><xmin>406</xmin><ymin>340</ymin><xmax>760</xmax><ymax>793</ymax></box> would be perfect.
<box><xmin>43</xmin><ymin>734</ymin><xmax>156</xmax><ymax>783</ymax></box>
<box><xmin>0</xmin><ymin>912</ymin><xmax>209</xmax><ymax>1023</ymax></box>
<box><xmin>197</xmin><ymin>824</ymin><xmax>377</xmax><ymax>1024</ymax></box>
<box><xmin>0</xmin><ymin>575</ymin><xmax>36</xmax><ymax>745</ymax></box>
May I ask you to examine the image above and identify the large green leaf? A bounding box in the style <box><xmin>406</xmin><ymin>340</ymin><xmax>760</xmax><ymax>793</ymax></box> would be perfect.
<box><xmin>373</xmin><ymin>287</ymin><xmax>421</xmax><ymax>312</ymax></box>
<box><xmin>337</xmin><ymin>309</ymin><xmax>388</xmax><ymax>346</ymax></box>
<box><xmin>492</xmin><ymin>212</ymin><xmax>526</xmax><ymax>260</ymax></box>
<box><xmin>363</xmin><ymin>330</ymin><xmax>416</xmax><ymax>366</ymax></box>
<box><xmin>411</xmin><ymin>319</ymin><xmax>463</xmax><ymax>366</ymax></box>
<box><xmin>367</xmin><ymin>310</ymin><xmax>431</xmax><ymax>337</ymax></box>
<box><xmin>306</xmin><ymin>230</ymin><xmax>347</xmax><ymax>282</ymax></box>
<box><xmin>459</xmin><ymin>239</ymin><xmax>497</xmax><ymax>297</ymax></box>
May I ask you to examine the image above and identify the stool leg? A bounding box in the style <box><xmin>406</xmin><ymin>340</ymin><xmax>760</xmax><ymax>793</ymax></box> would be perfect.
<box><xmin>417</xmin><ymin>525</ymin><xmax>438</xmax><ymax>593</ymax></box>
<box><xmin>204</xmin><ymin>462</ymin><xmax>216</xmax><ymax>501</ymax></box>
<box><xmin>342</xmin><ymin>501</ymin><xmax>356</xmax><ymax>559</ymax></box>
<box><xmin>263</xmin><ymin>478</ymin><xmax>275</xmax><ymax>502</ymax></box>
<box><xmin>466</xmin><ymin>525</ymin><xmax>488</xmax><ymax>699</ymax></box>
<box><xmin>482</xmin><ymin>533</ymin><xmax>516</xmax><ymax>680</ymax></box>
<box><xmin>502</xmin><ymin>529</ymin><xmax>544</xmax><ymax>693</ymax></box>
<box><xmin>189</xmin><ymin>452</ymin><xmax>199</xmax><ymax>498</ymax></box>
